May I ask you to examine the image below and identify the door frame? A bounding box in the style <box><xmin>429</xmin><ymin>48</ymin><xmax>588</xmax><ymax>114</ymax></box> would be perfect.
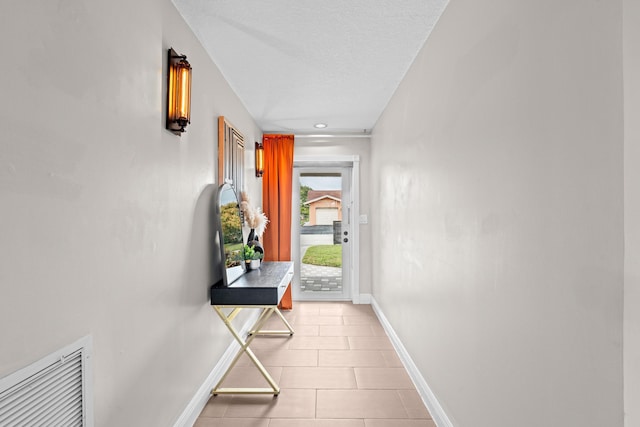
<box><xmin>292</xmin><ymin>155</ymin><xmax>361</xmax><ymax>303</ymax></box>
<box><xmin>294</xmin><ymin>166</ymin><xmax>351</xmax><ymax>301</ymax></box>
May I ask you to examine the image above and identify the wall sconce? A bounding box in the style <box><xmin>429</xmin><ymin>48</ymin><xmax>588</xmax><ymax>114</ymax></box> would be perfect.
<box><xmin>166</xmin><ymin>48</ymin><xmax>192</xmax><ymax>135</ymax></box>
<box><xmin>255</xmin><ymin>142</ymin><xmax>264</xmax><ymax>177</ymax></box>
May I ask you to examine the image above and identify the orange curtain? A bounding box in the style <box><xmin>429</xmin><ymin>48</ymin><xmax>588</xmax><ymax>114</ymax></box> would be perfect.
<box><xmin>262</xmin><ymin>134</ymin><xmax>295</xmax><ymax>309</ymax></box>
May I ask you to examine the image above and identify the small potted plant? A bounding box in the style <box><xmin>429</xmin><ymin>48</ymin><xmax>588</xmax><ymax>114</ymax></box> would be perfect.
<box><xmin>244</xmin><ymin>244</ymin><xmax>263</xmax><ymax>270</ymax></box>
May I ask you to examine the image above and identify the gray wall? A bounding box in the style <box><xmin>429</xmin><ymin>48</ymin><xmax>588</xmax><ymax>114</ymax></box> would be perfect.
<box><xmin>370</xmin><ymin>1</ymin><xmax>624</xmax><ymax>426</ymax></box>
<box><xmin>0</xmin><ymin>0</ymin><xmax>261</xmax><ymax>425</ymax></box>
<box><xmin>624</xmin><ymin>0</ymin><xmax>640</xmax><ymax>426</ymax></box>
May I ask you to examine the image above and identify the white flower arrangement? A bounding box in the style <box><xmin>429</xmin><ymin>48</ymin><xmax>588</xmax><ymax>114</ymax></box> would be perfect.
<box><xmin>239</xmin><ymin>191</ymin><xmax>269</xmax><ymax>238</ymax></box>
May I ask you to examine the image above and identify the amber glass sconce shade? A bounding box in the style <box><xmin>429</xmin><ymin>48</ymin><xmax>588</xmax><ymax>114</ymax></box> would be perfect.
<box><xmin>255</xmin><ymin>142</ymin><xmax>264</xmax><ymax>177</ymax></box>
<box><xmin>166</xmin><ymin>48</ymin><xmax>192</xmax><ymax>135</ymax></box>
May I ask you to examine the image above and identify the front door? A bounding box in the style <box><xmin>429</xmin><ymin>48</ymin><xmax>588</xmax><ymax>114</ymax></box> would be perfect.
<box><xmin>292</xmin><ymin>166</ymin><xmax>352</xmax><ymax>301</ymax></box>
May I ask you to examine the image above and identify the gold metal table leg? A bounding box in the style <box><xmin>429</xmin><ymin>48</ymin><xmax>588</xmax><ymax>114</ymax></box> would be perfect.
<box><xmin>211</xmin><ymin>306</ymin><xmax>282</xmax><ymax>396</ymax></box>
<box><xmin>249</xmin><ymin>307</ymin><xmax>295</xmax><ymax>336</ymax></box>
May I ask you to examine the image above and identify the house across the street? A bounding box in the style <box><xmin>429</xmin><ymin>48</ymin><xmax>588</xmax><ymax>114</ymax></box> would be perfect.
<box><xmin>304</xmin><ymin>190</ymin><xmax>342</xmax><ymax>225</ymax></box>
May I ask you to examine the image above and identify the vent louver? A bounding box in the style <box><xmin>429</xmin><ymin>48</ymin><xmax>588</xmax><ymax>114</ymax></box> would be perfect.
<box><xmin>0</xmin><ymin>336</ymin><xmax>92</xmax><ymax>427</ymax></box>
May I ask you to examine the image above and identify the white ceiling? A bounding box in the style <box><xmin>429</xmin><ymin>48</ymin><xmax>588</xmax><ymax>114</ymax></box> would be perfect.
<box><xmin>171</xmin><ymin>0</ymin><xmax>449</xmax><ymax>135</ymax></box>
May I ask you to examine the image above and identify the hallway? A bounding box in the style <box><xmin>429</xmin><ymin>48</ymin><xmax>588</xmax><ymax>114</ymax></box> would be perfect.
<box><xmin>195</xmin><ymin>302</ymin><xmax>435</xmax><ymax>426</ymax></box>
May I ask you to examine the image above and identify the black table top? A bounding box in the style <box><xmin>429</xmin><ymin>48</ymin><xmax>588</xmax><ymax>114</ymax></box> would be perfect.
<box><xmin>210</xmin><ymin>261</ymin><xmax>294</xmax><ymax>305</ymax></box>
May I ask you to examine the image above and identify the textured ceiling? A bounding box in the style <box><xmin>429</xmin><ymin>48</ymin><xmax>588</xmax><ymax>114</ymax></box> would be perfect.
<box><xmin>171</xmin><ymin>0</ymin><xmax>449</xmax><ymax>135</ymax></box>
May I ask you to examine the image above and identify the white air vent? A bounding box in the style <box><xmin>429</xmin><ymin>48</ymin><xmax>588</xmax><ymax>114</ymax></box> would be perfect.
<box><xmin>0</xmin><ymin>335</ymin><xmax>93</xmax><ymax>427</ymax></box>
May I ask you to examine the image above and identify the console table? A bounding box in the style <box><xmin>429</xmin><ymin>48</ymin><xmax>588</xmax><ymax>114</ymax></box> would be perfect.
<box><xmin>210</xmin><ymin>261</ymin><xmax>294</xmax><ymax>396</ymax></box>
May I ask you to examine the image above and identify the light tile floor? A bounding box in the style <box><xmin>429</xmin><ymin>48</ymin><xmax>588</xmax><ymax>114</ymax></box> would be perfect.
<box><xmin>195</xmin><ymin>302</ymin><xmax>435</xmax><ymax>427</ymax></box>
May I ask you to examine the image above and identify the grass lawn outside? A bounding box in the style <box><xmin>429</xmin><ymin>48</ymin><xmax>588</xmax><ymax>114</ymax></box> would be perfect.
<box><xmin>302</xmin><ymin>244</ymin><xmax>342</xmax><ymax>267</ymax></box>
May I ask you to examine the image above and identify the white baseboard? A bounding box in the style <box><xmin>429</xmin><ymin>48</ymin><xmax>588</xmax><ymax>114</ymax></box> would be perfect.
<box><xmin>370</xmin><ymin>297</ymin><xmax>453</xmax><ymax>427</ymax></box>
<box><xmin>173</xmin><ymin>308</ymin><xmax>262</xmax><ymax>427</ymax></box>
<box><xmin>356</xmin><ymin>293</ymin><xmax>372</xmax><ymax>304</ymax></box>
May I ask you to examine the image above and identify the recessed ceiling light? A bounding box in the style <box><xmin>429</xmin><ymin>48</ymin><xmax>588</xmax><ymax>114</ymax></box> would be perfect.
<box><xmin>314</xmin><ymin>123</ymin><xmax>327</xmax><ymax>129</ymax></box>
